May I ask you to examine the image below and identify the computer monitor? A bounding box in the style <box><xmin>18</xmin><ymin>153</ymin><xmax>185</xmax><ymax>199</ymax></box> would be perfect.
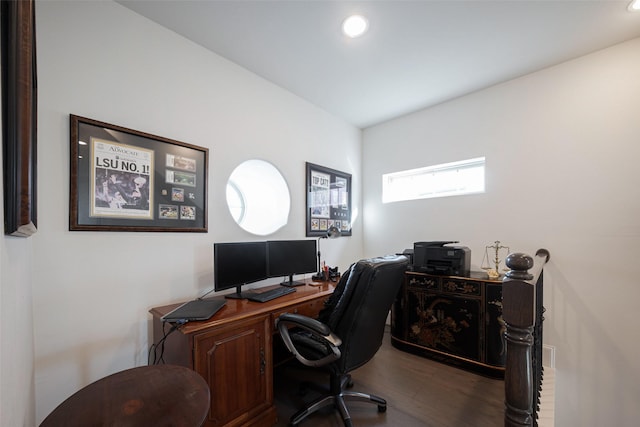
<box><xmin>214</xmin><ymin>241</ymin><xmax>268</xmax><ymax>299</ymax></box>
<box><xmin>267</xmin><ymin>239</ymin><xmax>317</xmax><ymax>287</ymax></box>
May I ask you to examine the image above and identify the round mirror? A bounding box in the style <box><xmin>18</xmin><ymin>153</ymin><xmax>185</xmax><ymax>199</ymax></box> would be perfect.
<box><xmin>226</xmin><ymin>159</ymin><xmax>290</xmax><ymax>235</ymax></box>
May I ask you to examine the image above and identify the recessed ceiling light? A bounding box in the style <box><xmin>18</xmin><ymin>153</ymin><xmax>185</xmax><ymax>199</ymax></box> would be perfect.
<box><xmin>629</xmin><ymin>0</ymin><xmax>640</xmax><ymax>11</ymax></box>
<box><xmin>342</xmin><ymin>15</ymin><xmax>368</xmax><ymax>38</ymax></box>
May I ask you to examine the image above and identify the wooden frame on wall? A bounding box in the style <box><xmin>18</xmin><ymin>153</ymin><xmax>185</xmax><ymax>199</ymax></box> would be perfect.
<box><xmin>70</xmin><ymin>115</ymin><xmax>209</xmax><ymax>232</ymax></box>
<box><xmin>1</xmin><ymin>0</ymin><xmax>38</xmax><ymax>237</ymax></box>
<box><xmin>305</xmin><ymin>162</ymin><xmax>352</xmax><ymax>237</ymax></box>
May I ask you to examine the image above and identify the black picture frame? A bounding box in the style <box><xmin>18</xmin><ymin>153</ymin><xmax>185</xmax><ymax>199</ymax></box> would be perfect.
<box><xmin>305</xmin><ymin>162</ymin><xmax>352</xmax><ymax>237</ymax></box>
<box><xmin>1</xmin><ymin>0</ymin><xmax>38</xmax><ymax>237</ymax></box>
<box><xmin>70</xmin><ymin>115</ymin><xmax>208</xmax><ymax>232</ymax></box>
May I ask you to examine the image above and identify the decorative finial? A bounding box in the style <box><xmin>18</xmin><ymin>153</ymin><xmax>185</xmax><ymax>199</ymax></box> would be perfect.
<box><xmin>505</xmin><ymin>253</ymin><xmax>534</xmax><ymax>280</ymax></box>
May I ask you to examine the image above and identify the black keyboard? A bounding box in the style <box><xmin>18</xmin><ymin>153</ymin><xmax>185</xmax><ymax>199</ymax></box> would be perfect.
<box><xmin>247</xmin><ymin>286</ymin><xmax>296</xmax><ymax>303</ymax></box>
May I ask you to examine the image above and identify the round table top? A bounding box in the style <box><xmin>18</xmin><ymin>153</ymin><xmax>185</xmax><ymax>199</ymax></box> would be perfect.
<box><xmin>40</xmin><ymin>364</ymin><xmax>210</xmax><ymax>427</ymax></box>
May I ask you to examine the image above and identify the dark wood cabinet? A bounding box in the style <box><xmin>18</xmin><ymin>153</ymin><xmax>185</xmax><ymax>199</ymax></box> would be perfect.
<box><xmin>194</xmin><ymin>315</ymin><xmax>273</xmax><ymax>427</ymax></box>
<box><xmin>391</xmin><ymin>271</ymin><xmax>505</xmax><ymax>378</ymax></box>
<box><xmin>150</xmin><ymin>283</ymin><xmax>333</xmax><ymax>427</ymax></box>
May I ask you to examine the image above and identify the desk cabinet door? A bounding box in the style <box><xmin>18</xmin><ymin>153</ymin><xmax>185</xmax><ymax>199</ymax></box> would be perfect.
<box><xmin>194</xmin><ymin>315</ymin><xmax>272</xmax><ymax>427</ymax></box>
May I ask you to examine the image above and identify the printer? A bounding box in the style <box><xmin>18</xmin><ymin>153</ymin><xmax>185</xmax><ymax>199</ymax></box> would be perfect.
<box><xmin>413</xmin><ymin>241</ymin><xmax>470</xmax><ymax>276</ymax></box>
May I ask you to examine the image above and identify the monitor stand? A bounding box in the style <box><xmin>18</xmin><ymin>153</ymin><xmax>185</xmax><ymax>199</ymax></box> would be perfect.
<box><xmin>280</xmin><ymin>275</ymin><xmax>306</xmax><ymax>287</ymax></box>
<box><xmin>224</xmin><ymin>284</ymin><xmax>257</xmax><ymax>299</ymax></box>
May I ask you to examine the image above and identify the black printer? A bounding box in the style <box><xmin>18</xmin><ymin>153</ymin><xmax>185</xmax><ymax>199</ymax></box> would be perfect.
<box><xmin>413</xmin><ymin>241</ymin><xmax>470</xmax><ymax>276</ymax></box>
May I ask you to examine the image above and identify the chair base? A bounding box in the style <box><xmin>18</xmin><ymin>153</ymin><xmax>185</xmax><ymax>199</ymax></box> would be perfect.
<box><xmin>290</xmin><ymin>390</ymin><xmax>387</xmax><ymax>426</ymax></box>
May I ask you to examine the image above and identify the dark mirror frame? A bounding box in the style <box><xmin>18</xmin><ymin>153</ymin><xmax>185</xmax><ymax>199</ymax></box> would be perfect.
<box><xmin>1</xmin><ymin>0</ymin><xmax>38</xmax><ymax>237</ymax></box>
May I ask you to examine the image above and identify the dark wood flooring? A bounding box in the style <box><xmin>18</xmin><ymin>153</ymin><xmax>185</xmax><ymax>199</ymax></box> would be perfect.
<box><xmin>273</xmin><ymin>328</ymin><xmax>504</xmax><ymax>427</ymax></box>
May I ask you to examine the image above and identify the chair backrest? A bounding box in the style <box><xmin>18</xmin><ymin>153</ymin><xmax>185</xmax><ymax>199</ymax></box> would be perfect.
<box><xmin>324</xmin><ymin>255</ymin><xmax>408</xmax><ymax>373</ymax></box>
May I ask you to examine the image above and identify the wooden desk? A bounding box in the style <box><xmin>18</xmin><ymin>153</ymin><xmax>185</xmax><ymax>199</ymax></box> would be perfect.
<box><xmin>149</xmin><ymin>282</ymin><xmax>334</xmax><ymax>427</ymax></box>
<box><xmin>40</xmin><ymin>365</ymin><xmax>210</xmax><ymax>427</ymax></box>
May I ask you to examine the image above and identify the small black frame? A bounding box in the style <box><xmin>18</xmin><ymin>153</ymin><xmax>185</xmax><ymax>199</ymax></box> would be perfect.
<box><xmin>305</xmin><ymin>162</ymin><xmax>352</xmax><ymax>237</ymax></box>
<box><xmin>70</xmin><ymin>115</ymin><xmax>208</xmax><ymax>232</ymax></box>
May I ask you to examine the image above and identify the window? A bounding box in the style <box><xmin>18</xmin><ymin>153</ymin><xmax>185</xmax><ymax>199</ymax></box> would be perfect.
<box><xmin>382</xmin><ymin>157</ymin><xmax>485</xmax><ymax>203</ymax></box>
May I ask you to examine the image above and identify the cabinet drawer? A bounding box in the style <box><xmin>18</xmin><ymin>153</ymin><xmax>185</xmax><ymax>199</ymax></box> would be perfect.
<box><xmin>271</xmin><ymin>298</ymin><xmax>326</xmax><ymax>333</ymax></box>
<box><xmin>441</xmin><ymin>278</ymin><xmax>481</xmax><ymax>296</ymax></box>
<box><xmin>406</xmin><ymin>273</ymin><xmax>439</xmax><ymax>291</ymax></box>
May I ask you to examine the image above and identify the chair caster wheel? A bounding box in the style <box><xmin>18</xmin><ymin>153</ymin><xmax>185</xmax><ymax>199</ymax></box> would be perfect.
<box><xmin>378</xmin><ymin>404</ymin><xmax>387</xmax><ymax>413</ymax></box>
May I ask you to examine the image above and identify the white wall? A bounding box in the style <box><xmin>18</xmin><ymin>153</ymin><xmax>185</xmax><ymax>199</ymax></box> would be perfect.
<box><xmin>1</xmin><ymin>223</ymin><xmax>36</xmax><ymax>426</ymax></box>
<box><xmin>30</xmin><ymin>1</ymin><xmax>362</xmax><ymax>424</ymax></box>
<box><xmin>0</xmin><ymin>21</ymin><xmax>37</xmax><ymax>427</ymax></box>
<box><xmin>363</xmin><ymin>37</ymin><xmax>640</xmax><ymax>426</ymax></box>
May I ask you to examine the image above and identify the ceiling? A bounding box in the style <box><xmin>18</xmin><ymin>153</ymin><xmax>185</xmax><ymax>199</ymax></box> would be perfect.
<box><xmin>117</xmin><ymin>1</ymin><xmax>640</xmax><ymax>129</ymax></box>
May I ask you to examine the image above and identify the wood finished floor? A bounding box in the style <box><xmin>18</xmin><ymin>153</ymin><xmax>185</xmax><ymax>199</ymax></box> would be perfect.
<box><xmin>273</xmin><ymin>328</ymin><xmax>504</xmax><ymax>427</ymax></box>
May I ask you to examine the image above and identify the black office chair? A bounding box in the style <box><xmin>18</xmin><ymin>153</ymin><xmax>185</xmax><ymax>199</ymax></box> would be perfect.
<box><xmin>276</xmin><ymin>254</ymin><xmax>409</xmax><ymax>426</ymax></box>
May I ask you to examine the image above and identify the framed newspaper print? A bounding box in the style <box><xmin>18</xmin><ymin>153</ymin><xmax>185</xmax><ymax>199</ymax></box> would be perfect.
<box><xmin>70</xmin><ymin>115</ymin><xmax>208</xmax><ymax>232</ymax></box>
<box><xmin>305</xmin><ymin>162</ymin><xmax>352</xmax><ymax>237</ymax></box>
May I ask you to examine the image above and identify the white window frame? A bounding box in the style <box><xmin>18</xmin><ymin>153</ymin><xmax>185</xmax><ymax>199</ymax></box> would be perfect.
<box><xmin>382</xmin><ymin>157</ymin><xmax>485</xmax><ymax>203</ymax></box>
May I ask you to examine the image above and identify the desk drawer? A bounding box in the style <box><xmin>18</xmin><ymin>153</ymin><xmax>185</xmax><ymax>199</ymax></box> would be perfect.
<box><xmin>271</xmin><ymin>298</ymin><xmax>326</xmax><ymax>333</ymax></box>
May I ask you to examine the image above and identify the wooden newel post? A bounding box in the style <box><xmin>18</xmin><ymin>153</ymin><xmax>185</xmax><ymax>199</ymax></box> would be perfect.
<box><xmin>503</xmin><ymin>252</ymin><xmax>536</xmax><ymax>427</ymax></box>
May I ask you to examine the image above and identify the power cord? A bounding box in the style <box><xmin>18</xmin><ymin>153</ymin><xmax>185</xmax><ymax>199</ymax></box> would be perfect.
<box><xmin>148</xmin><ymin>319</ymin><xmax>187</xmax><ymax>365</ymax></box>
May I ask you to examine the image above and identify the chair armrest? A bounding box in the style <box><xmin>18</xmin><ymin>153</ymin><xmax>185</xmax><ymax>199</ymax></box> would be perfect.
<box><xmin>277</xmin><ymin>313</ymin><xmax>332</xmax><ymax>337</ymax></box>
<box><xmin>276</xmin><ymin>313</ymin><xmax>342</xmax><ymax>367</ymax></box>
